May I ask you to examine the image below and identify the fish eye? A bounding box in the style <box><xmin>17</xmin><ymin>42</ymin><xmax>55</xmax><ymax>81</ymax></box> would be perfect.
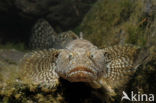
<box><xmin>90</xmin><ymin>54</ymin><xmax>94</xmax><ymax>58</ymax></box>
<box><xmin>68</xmin><ymin>53</ymin><xmax>73</xmax><ymax>60</ymax></box>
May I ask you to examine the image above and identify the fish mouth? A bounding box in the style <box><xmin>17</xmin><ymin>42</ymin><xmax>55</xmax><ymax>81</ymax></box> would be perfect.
<box><xmin>67</xmin><ymin>66</ymin><xmax>96</xmax><ymax>82</ymax></box>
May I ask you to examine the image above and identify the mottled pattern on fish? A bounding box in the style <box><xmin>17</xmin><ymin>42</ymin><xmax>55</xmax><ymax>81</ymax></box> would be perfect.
<box><xmin>20</xmin><ymin>19</ymin><xmax>147</xmax><ymax>96</ymax></box>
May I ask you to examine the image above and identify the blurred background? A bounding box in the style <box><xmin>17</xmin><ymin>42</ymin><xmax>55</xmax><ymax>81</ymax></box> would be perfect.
<box><xmin>0</xmin><ymin>0</ymin><xmax>156</xmax><ymax>103</ymax></box>
<box><xmin>0</xmin><ymin>0</ymin><xmax>97</xmax><ymax>49</ymax></box>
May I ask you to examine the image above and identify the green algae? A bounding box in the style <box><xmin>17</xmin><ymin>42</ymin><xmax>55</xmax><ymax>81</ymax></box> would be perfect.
<box><xmin>0</xmin><ymin>43</ymin><xmax>25</xmax><ymax>51</ymax></box>
<box><xmin>75</xmin><ymin>0</ymin><xmax>156</xmax><ymax>102</ymax></box>
<box><xmin>75</xmin><ymin>0</ymin><xmax>156</xmax><ymax>48</ymax></box>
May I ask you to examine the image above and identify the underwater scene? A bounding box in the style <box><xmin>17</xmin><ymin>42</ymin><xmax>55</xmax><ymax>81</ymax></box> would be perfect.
<box><xmin>0</xmin><ymin>0</ymin><xmax>156</xmax><ymax>103</ymax></box>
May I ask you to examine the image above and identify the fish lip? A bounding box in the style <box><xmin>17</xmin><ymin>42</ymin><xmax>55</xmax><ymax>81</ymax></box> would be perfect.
<box><xmin>66</xmin><ymin>66</ymin><xmax>97</xmax><ymax>82</ymax></box>
<box><xmin>68</xmin><ymin>66</ymin><xmax>95</xmax><ymax>75</ymax></box>
<box><xmin>67</xmin><ymin>71</ymin><xmax>96</xmax><ymax>82</ymax></box>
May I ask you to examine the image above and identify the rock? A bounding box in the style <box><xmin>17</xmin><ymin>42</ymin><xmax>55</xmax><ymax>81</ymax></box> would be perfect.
<box><xmin>0</xmin><ymin>49</ymin><xmax>25</xmax><ymax>64</ymax></box>
<box><xmin>76</xmin><ymin>0</ymin><xmax>156</xmax><ymax>102</ymax></box>
<box><xmin>77</xmin><ymin>0</ymin><xmax>156</xmax><ymax>47</ymax></box>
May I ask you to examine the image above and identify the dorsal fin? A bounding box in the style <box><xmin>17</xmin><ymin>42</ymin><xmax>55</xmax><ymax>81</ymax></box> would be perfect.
<box><xmin>53</xmin><ymin>31</ymin><xmax>79</xmax><ymax>49</ymax></box>
<box><xmin>29</xmin><ymin>19</ymin><xmax>57</xmax><ymax>50</ymax></box>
